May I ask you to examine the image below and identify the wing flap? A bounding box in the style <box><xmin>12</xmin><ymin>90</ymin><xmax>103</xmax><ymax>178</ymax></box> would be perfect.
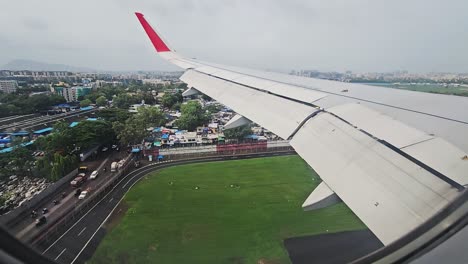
<box><xmin>290</xmin><ymin>112</ymin><xmax>459</xmax><ymax>245</ymax></box>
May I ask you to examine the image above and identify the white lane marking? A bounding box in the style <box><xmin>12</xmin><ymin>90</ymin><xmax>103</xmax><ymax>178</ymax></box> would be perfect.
<box><xmin>96</xmin><ymin>156</ymin><xmax>111</xmax><ymax>172</ymax></box>
<box><xmin>77</xmin><ymin>227</ymin><xmax>86</xmax><ymax>236</ymax></box>
<box><xmin>55</xmin><ymin>248</ymin><xmax>66</xmax><ymax>260</ymax></box>
<box><xmin>108</xmin><ymin>198</ymin><xmax>113</xmax><ymax>203</ymax></box>
<box><xmin>41</xmin><ymin>159</ymin><xmax>147</xmax><ymax>254</ymax></box>
<box><xmin>122</xmin><ymin>172</ymin><xmax>145</xmax><ymax>189</ymax></box>
<box><xmin>71</xmin><ymin>172</ymin><xmax>146</xmax><ymax>264</ymax></box>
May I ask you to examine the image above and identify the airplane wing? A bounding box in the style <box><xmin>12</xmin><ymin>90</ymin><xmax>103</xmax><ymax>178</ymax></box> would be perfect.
<box><xmin>135</xmin><ymin>12</ymin><xmax>468</xmax><ymax>246</ymax></box>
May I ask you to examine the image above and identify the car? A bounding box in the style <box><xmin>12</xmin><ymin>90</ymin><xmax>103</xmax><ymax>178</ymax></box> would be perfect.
<box><xmin>90</xmin><ymin>170</ymin><xmax>98</xmax><ymax>179</ymax></box>
<box><xmin>74</xmin><ymin>188</ymin><xmax>82</xmax><ymax>197</ymax></box>
<box><xmin>70</xmin><ymin>175</ymin><xmax>86</xmax><ymax>187</ymax></box>
<box><xmin>42</xmin><ymin>208</ymin><xmax>48</xmax><ymax>214</ymax></box>
<box><xmin>78</xmin><ymin>191</ymin><xmax>88</xmax><ymax>200</ymax></box>
<box><xmin>35</xmin><ymin>216</ymin><xmax>46</xmax><ymax>227</ymax></box>
<box><xmin>102</xmin><ymin>147</ymin><xmax>108</xmax><ymax>152</ymax></box>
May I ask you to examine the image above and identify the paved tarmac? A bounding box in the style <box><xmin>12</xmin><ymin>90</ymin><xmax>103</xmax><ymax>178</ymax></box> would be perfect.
<box><xmin>284</xmin><ymin>229</ymin><xmax>383</xmax><ymax>264</ymax></box>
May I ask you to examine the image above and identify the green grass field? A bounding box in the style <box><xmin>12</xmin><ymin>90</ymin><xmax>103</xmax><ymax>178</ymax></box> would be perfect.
<box><xmin>371</xmin><ymin>83</ymin><xmax>468</xmax><ymax>96</ymax></box>
<box><xmin>90</xmin><ymin>156</ymin><xmax>366</xmax><ymax>264</ymax></box>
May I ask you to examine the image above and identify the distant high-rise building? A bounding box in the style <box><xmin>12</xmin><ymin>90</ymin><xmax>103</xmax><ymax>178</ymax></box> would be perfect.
<box><xmin>0</xmin><ymin>80</ymin><xmax>18</xmax><ymax>93</ymax></box>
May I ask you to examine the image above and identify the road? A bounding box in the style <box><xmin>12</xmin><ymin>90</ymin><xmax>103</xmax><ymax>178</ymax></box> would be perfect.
<box><xmin>10</xmin><ymin>149</ymin><xmax>130</xmax><ymax>241</ymax></box>
<box><xmin>37</xmin><ymin>151</ymin><xmax>294</xmax><ymax>264</ymax></box>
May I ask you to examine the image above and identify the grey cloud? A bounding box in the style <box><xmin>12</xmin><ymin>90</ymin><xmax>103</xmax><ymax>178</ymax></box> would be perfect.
<box><xmin>0</xmin><ymin>0</ymin><xmax>467</xmax><ymax>73</ymax></box>
<box><xmin>22</xmin><ymin>18</ymin><xmax>48</xmax><ymax>31</ymax></box>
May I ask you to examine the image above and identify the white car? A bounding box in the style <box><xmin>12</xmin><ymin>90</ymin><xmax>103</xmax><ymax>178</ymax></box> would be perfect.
<box><xmin>90</xmin><ymin>170</ymin><xmax>98</xmax><ymax>180</ymax></box>
<box><xmin>78</xmin><ymin>191</ymin><xmax>88</xmax><ymax>200</ymax></box>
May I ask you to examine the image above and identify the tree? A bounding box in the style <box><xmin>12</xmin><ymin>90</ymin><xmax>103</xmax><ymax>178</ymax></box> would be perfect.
<box><xmin>80</xmin><ymin>99</ymin><xmax>92</xmax><ymax>107</ymax></box>
<box><xmin>175</xmin><ymin>101</ymin><xmax>209</xmax><ymax>130</ymax></box>
<box><xmin>112</xmin><ymin>93</ymin><xmax>132</xmax><ymax>109</ymax></box>
<box><xmin>96</xmin><ymin>108</ymin><xmax>131</xmax><ymax>123</ymax></box>
<box><xmin>72</xmin><ymin>120</ymin><xmax>116</xmax><ymax>150</ymax></box>
<box><xmin>160</xmin><ymin>92</ymin><xmax>183</xmax><ymax>109</ymax></box>
<box><xmin>136</xmin><ymin>106</ymin><xmax>166</xmax><ymax>127</ymax></box>
<box><xmin>113</xmin><ymin>106</ymin><xmax>165</xmax><ymax>146</ymax></box>
<box><xmin>223</xmin><ymin>125</ymin><xmax>252</xmax><ymax>140</ymax></box>
<box><xmin>204</xmin><ymin>104</ymin><xmax>222</xmax><ymax>114</ymax></box>
<box><xmin>96</xmin><ymin>96</ymin><xmax>107</xmax><ymax>107</ymax></box>
<box><xmin>84</xmin><ymin>92</ymin><xmax>106</xmax><ymax>103</ymax></box>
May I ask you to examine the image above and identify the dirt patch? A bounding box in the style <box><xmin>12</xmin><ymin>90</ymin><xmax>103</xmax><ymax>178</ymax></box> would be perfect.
<box><xmin>149</xmin><ymin>244</ymin><xmax>158</xmax><ymax>251</ymax></box>
<box><xmin>257</xmin><ymin>258</ymin><xmax>279</xmax><ymax>264</ymax></box>
<box><xmin>103</xmin><ymin>201</ymin><xmax>129</xmax><ymax>232</ymax></box>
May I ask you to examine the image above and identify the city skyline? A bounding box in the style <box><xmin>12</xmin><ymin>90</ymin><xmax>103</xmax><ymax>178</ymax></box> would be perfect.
<box><xmin>1</xmin><ymin>1</ymin><xmax>468</xmax><ymax>73</ymax></box>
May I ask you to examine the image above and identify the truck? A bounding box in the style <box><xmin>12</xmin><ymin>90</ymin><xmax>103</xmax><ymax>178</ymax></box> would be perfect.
<box><xmin>111</xmin><ymin>161</ymin><xmax>118</xmax><ymax>172</ymax></box>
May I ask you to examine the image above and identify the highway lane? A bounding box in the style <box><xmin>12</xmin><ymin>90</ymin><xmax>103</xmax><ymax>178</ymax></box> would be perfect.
<box><xmin>38</xmin><ymin>151</ymin><xmax>295</xmax><ymax>264</ymax></box>
<box><xmin>10</xmin><ymin>151</ymin><xmax>129</xmax><ymax>240</ymax></box>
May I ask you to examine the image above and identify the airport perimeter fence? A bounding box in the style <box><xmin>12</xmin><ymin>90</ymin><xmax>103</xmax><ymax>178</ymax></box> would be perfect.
<box><xmin>159</xmin><ymin>140</ymin><xmax>292</xmax><ymax>161</ymax></box>
<box><xmin>29</xmin><ymin>142</ymin><xmax>295</xmax><ymax>250</ymax></box>
<box><xmin>1</xmin><ymin>168</ymin><xmax>79</xmax><ymax>228</ymax></box>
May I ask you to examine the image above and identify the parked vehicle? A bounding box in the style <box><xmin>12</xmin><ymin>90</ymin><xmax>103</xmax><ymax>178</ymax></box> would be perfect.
<box><xmin>35</xmin><ymin>216</ymin><xmax>46</xmax><ymax>227</ymax></box>
<box><xmin>90</xmin><ymin>170</ymin><xmax>98</xmax><ymax>179</ymax></box>
<box><xmin>111</xmin><ymin>162</ymin><xmax>118</xmax><ymax>172</ymax></box>
<box><xmin>102</xmin><ymin>147</ymin><xmax>109</xmax><ymax>152</ymax></box>
<box><xmin>42</xmin><ymin>208</ymin><xmax>48</xmax><ymax>214</ymax></box>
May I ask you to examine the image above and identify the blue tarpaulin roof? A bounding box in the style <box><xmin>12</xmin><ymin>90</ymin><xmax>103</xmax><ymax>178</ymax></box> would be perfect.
<box><xmin>131</xmin><ymin>148</ymin><xmax>141</xmax><ymax>153</ymax></box>
<box><xmin>0</xmin><ymin>141</ymin><xmax>33</xmax><ymax>154</ymax></box>
<box><xmin>69</xmin><ymin>122</ymin><xmax>79</xmax><ymax>127</ymax></box>
<box><xmin>161</xmin><ymin>134</ymin><xmax>169</xmax><ymax>139</ymax></box>
<box><xmin>0</xmin><ymin>139</ymin><xmax>11</xmax><ymax>144</ymax></box>
<box><xmin>80</xmin><ymin>106</ymin><xmax>93</xmax><ymax>111</ymax></box>
<box><xmin>244</xmin><ymin>134</ymin><xmax>259</xmax><ymax>140</ymax></box>
<box><xmin>57</xmin><ymin>103</ymin><xmax>71</xmax><ymax>108</ymax></box>
<box><xmin>86</xmin><ymin>118</ymin><xmax>97</xmax><ymax>121</ymax></box>
<box><xmin>11</xmin><ymin>131</ymin><xmax>29</xmax><ymax>136</ymax></box>
<box><xmin>153</xmin><ymin>127</ymin><xmax>162</xmax><ymax>132</ymax></box>
<box><xmin>33</xmin><ymin>127</ymin><xmax>53</xmax><ymax>134</ymax></box>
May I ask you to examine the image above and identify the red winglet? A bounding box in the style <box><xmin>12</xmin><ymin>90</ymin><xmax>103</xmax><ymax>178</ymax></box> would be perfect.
<box><xmin>135</xmin><ymin>12</ymin><xmax>171</xmax><ymax>52</ymax></box>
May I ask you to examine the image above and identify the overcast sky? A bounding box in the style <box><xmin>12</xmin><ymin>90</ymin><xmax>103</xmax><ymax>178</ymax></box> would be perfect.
<box><xmin>0</xmin><ymin>0</ymin><xmax>467</xmax><ymax>73</ymax></box>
